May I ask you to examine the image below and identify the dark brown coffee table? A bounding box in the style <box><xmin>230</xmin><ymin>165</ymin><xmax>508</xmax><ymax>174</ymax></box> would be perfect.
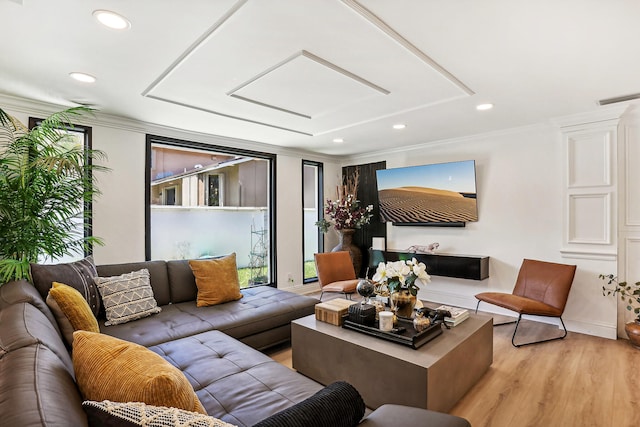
<box><xmin>291</xmin><ymin>311</ymin><xmax>492</xmax><ymax>412</ymax></box>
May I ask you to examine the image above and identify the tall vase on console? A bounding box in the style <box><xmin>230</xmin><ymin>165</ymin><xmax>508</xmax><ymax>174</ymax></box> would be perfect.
<box><xmin>332</xmin><ymin>228</ymin><xmax>362</xmax><ymax>276</ymax></box>
<box><xmin>315</xmin><ymin>169</ymin><xmax>374</xmax><ymax>277</ymax></box>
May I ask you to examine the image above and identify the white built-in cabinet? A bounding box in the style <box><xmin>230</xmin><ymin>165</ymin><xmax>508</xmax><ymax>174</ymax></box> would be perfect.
<box><xmin>559</xmin><ymin>105</ymin><xmax>640</xmax><ymax>337</ymax></box>
<box><xmin>560</xmin><ymin>118</ymin><xmax>618</xmax><ymax>260</ymax></box>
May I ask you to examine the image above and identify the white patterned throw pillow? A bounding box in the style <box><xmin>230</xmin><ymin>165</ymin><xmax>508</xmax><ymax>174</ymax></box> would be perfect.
<box><xmin>82</xmin><ymin>400</ymin><xmax>237</xmax><ymax>427</ymax></box>
<box><xmin>94</xmin><ymin>269</ymin><xmax>161</xmax><ymax>326</ymax></box>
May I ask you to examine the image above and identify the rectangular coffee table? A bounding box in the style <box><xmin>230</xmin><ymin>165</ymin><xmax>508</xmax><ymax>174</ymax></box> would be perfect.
<box><xmin>291</xmin><ymin>311</ymin><xmax>492</xmax><ymax>412</ymax></box>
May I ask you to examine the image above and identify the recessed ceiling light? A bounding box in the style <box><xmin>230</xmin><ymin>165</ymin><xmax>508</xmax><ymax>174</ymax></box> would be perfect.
<box><xmin>392</xmin><ymin>124</ymin><xmax>406</xmax><ymax>130</ymax></box>
<box><xmin>333</xmin><ymin>138</ymin><xmax>344</xmax><ymax>143</ymax></box>
<box><xmin>93</xmin><ymin>10</ymin><xmax>131</xmax><ymax>30</ymax></box>
<box><xmin>476</xmin><ymin>103</ymin><xmax>494</xmax><ymax>111</ymax></box>
<box><xmin>69</xmin><ymin>72</ymin><xmax>96</xmax><ymax>83</ymax></box>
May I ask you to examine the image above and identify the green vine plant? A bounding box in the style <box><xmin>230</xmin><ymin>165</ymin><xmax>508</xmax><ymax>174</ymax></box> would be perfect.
<box><xmin>0</xmin><ymin>106</ymin><xmax>109</xmax><ymax>283</ymax></box>
<box><xmin>599</xmin><ymin>274</ymin><xmax>640</xmax><ymax>322</ymax></box>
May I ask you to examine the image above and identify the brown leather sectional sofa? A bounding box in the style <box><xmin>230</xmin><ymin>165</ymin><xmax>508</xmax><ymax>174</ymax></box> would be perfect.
<box><xmin>0</xmin><ymin>259</ymin><xmax>471</xmax><ymax>427</ymax></box>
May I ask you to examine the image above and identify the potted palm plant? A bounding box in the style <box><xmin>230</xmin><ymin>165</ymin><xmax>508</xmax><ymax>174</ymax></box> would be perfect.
<box><xmin>600</xmin><ymin>274</ymin><xmax>640</xmax><ymax>348</ymax></box>
<box><xmin>0</xmin><ymin>106</ymin><xmax>107</xmax><ymax>283</ymax></box>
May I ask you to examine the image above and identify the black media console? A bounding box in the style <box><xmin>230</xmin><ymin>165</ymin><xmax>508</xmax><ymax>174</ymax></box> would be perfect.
<box><xmin>371</xmin><ymin>250</ymin><xmax>489</xmax><ymax>281</ymax></box>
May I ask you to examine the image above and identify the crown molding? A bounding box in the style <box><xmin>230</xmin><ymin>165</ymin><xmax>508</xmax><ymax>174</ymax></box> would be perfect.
<box><xmin>551</xmin><ymin>104</ymin><xmax>630</xmax><ymax>129</ymax></box>
<box><xmin>344</xmin><ymin>122</ymin><xmax>552</xmax><ymax>163</ymax></box>
<box><xmin>0</xmin><ymin>92</ymin><xmax>339</xmax><ymax>163</ymax></box>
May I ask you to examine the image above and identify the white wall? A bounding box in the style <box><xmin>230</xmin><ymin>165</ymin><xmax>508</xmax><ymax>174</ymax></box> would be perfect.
<box><xmin>275</xmin><ymin>154</ymin><xmax>303</xmax><ymax>290</ymax></box>
<box><xmin>277</xmin><ymin>156</ymin><xmax>341</xmax><ymax>291</ymax></box>
<box><xmin>92</xmin><ymin>125</ymin><xmax>147</xmax><ymax>264</ymax></box>
<box><xmin>348</xmin><ymin>122</ymin><xmax>620</xmax><ymax>339</ymax></box>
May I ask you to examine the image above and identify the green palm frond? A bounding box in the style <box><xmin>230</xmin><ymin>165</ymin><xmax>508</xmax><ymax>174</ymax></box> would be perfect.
<box><xmin>0</xmin><ymin>106</ymin><xmax>109</xmax><ymax>283</ymax></box>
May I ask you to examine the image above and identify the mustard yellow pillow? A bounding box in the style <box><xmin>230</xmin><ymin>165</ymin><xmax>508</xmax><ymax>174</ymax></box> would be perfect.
<box><xmin>47</xmin><ymin>282</ymin><xmax>99</xmax><ymax>346</ymax></box>
<box><xmin>189</xmin><ymin>253</ymin><xmax>243</xmax><ymax>307</ymax></box>
<box><xmin>72</xmin><ymin>331</ymin><xmax>206</xmax><ymax>415</ymax></box>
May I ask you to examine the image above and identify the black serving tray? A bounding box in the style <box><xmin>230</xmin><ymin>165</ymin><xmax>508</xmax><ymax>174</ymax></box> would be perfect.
<box><xmin>342</xmin><ymin>316</ymin><xmax>443</xmax><ymax>349</ymax></box>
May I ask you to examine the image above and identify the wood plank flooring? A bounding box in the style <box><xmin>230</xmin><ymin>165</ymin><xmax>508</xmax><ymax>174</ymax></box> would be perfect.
<box><xmin>265</xmin><ymin>296</ymin><xmax>640</xmax><ymax>427</ymax></box>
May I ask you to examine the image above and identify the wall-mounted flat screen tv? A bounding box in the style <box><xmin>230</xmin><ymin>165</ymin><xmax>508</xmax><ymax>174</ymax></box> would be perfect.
<box><xmin>375</xmin><ymin>160</ymin><xmax>478</xmax><ymax>226</ymax></box>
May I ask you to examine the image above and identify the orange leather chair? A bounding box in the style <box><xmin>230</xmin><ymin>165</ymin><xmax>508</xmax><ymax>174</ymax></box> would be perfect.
<box><xmin>475</xmin><ymin>259</ymin><xmax>577</xmax><ymax>347</ymax></box>
<box><xmin>314</xmin><ymin>251</ymin><xmax>359</xmax><ymax>301</ymax></box>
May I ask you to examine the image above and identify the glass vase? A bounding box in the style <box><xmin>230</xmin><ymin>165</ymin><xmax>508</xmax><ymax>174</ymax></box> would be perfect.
<box><xmin>390</xmin><ymin>289</ymin><xmax>416</xmax><ymax>319</ymax></box>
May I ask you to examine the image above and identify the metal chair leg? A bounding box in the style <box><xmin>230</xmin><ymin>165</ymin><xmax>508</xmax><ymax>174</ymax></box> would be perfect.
<box><xmin>511</xmin><ymin>314</ymin><xmax>568</xmax><ymax>347</ymax></box>
<box><xmin>477</xmin><ymin>301</ymin><xmax>567</xmax><ymax>346</ymax></box>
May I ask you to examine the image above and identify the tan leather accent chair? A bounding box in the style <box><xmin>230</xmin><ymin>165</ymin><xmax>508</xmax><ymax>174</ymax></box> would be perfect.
<box><xmin>475</xmin><ymin>258</ymin><xmax>577</xmax><ymax>347</ymax></box>
<box><xmin>314</xmin><ymin>251</ymin><xmax>359</xmax><ymax>301</ymax></box>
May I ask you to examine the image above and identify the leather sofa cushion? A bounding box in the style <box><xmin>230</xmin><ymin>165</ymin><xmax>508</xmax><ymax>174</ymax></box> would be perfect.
<box><xmin>0</xmin><ymin>301</ymin><xmax>87</xmax><ymax>426</ymax></box>
<box><xmin>97</xmin><ymin>260</ymin><xmax>171</xmax><ymax>307</ymax></box>
<box><xmin>359</xmin><ymin>404</ymin><xmax>471</xmax><ymax>427</ymax></box>
<box><xmin>100</xmin><ymin>286</ymin><xmax>317</xmax><ymax>348</ymax></box>
<box><xmin>178</xmin><ymin>286</ymin><xmax>318</xmax><ymax>340</ymax></box>
<box><xmin>0</xmin><ymin>279</ymin><xmax>60</xmax><ymax>332</ymax></box>
<box><xmin>0</xmin><ymin>343</ymin><xmax>88</xmax><ymax>426</ymax></box>
<box><xmin>149</xmin><ymin>330</ymin><xmax>323</xmax><ymax>427</ymax></box>
<box><xmin>99</xmin><ymin>304</ymin><xmax>214</xmax><ymax>346</ymax></box>
<box><xmin>0</xmin><ymin>302</ymin><xmax>74</xmax><ymax>375</ymax></box>
<box><xmin>73</xmin><ymin>331</ymin><xmax>207</xmax><ymax>414</ymax></box>
<box><xmin>166</xmin><ymin>259</ymin><xmax>198</xmax><ymax>303</ymax></box>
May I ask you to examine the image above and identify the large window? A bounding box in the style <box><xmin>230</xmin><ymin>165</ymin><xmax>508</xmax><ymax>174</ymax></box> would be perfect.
<box><xmin>28</xmin><ymin>118</ymin><xmax>93</xmax><ymax>264</ymax></box>
<box><xmin>303</xmin><ymin>161</ymin><xmax>323</xmax><ymax>282</ymax></box>
<box><xmin>146</xmin><ymin>135</ymin><xmax>276</xmax><ymax>288</ymax></box>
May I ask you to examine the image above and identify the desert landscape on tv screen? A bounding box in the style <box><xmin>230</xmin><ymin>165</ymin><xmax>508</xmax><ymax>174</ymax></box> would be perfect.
<box><xmin>377</xmin><ymin>161</ymin><xmax>478</xmax><ymax>224</ymax></box>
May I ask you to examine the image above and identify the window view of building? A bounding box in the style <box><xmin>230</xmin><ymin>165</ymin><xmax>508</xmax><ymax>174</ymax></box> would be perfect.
<box><xmin>147</xmin><ymin>138</ymin><xmax>274</xmax><ymax>288</ymax></box>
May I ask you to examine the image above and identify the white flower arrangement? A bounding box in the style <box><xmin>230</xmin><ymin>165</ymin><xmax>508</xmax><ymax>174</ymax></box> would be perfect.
<box><xmin>372</xmin><ymin>258</ymin><xmax>431</xmax><ymax>296</ymax></box>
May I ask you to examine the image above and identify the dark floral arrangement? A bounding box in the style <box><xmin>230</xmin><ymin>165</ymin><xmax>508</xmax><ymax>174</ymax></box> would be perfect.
<box><xmin>599</xmin><ymin>274</ymin><xmax>640</xmax><ymax>321</ymax></box>
<box><xmin>315</xmin><ymin>168</ymin><xmax>373</xmax><ymax>233</ymax></box>
<box><xmin>315</xmin><ymin>194</ymin><xmax>373</xmax><ymax>232</ymax></box>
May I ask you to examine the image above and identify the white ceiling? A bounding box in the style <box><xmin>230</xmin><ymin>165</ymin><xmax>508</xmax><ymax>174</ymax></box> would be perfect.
<box><xmin>1</xmin><ymin>0</ymin><xmax>639</xmax><ymax>156</ymax></box>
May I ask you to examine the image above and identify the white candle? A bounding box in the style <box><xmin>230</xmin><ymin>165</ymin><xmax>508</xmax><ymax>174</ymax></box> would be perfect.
<box><xmin>379</xmin><ymin>311</ymin><xmax>394</xmax><ymax>331</ymax></box>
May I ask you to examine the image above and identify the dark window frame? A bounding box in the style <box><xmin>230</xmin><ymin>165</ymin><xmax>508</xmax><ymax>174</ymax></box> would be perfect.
<box><xmin>28</xmin><ymin>117</ymin><xmax>94</xmax><ymax>257</ymax></box>
<box><xmin>302</xmin><ymin>160</ymin><xmax>323</xmax><ymax>284</ymax></box>
<box><xmin>145</xmin><ymin>134</ymin><xmax>277</xmax><ymax>287</ymax></box>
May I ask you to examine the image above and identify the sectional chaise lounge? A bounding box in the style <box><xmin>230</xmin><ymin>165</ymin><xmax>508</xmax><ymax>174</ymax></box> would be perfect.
<box><xmin>0</xmin><ymin>257</ymin><xmax>470</xmax><ymax>426</ymax></box>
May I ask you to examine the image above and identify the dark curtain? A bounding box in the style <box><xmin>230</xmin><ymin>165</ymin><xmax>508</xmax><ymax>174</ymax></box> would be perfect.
<box><xmin>342</xmin><ymin>161</ymin><xmax>386</xmax><ymax>277</ymax></box>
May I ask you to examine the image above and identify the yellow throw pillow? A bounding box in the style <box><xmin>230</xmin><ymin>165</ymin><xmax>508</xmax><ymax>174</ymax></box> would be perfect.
<box><xmin>189</xmin><ymin>253</ymin><xmax>243</xmax><ymax>307</ymax></box>
<box><xmin>72</xmin><ymin>331</ymin><xmax>206</xmax><ymax>415</ymax></box>
<box><xmin>47</xmin><ymin>282</ymin><xmax>99</xmax><ymax>346</ymax></box>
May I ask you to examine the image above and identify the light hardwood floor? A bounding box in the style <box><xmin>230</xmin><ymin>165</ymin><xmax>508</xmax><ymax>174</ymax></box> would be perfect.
<box><xmin>266</xmin><ymin>300</ymin><xmax>640</xmax><ymax>427</ymax></box>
